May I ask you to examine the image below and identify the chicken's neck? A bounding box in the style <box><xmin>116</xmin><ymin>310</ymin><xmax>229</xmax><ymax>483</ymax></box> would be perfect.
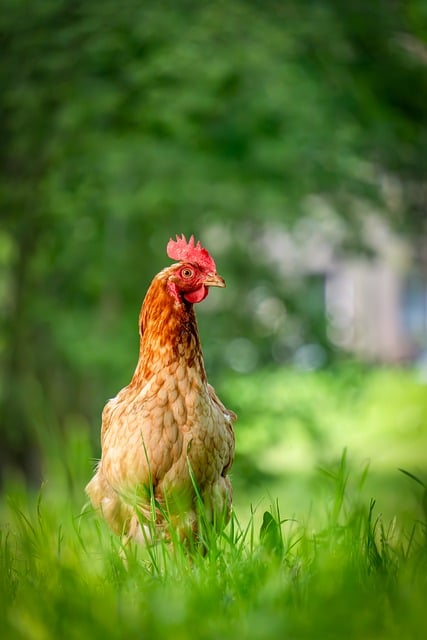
<box><xmin>130</xmin><ymin>272</ymin><xmax>207</xmax><ymax>387</ymax></box>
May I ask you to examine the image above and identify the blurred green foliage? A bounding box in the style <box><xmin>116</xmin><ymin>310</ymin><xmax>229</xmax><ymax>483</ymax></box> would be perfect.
<box><xmin>222</xmin><ymin>366</ymin><xmax>427</xmax><ymax>522</ymax></box>
<box><xmin>1</xmin><ymin>0</ymin><xmax>426</xmax><ymax>478</ymax></box>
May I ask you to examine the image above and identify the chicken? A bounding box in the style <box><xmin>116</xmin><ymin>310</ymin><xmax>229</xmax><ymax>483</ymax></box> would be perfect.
<box><xmin>86</xmin><ymin>234</ymin><xmax>236</xmax><ymax>547</ymax></box>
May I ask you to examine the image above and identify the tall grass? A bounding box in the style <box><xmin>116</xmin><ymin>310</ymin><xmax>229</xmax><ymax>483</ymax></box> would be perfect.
<box><xmin>1</xmin><ymin>447</ymin><xmax>426</xmax><ymax>640</ymax></box>
<box><xmin>1</xmin><ymin>366</ymin><xmax>427</xmax><ymax>639</ymax></box>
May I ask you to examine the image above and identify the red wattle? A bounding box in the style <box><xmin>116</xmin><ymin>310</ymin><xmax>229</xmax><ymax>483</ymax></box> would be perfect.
<box><xmin>184</xmin><ymin>286</ymin><xmax>208</xmax><ymax>304</ymax></box>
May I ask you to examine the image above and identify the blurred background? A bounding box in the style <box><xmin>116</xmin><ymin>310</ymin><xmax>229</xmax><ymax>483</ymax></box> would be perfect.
<box><xmin>1</xmin><ymin>0</ymin><xmax>426</xmax><ymax>508</ymax></box>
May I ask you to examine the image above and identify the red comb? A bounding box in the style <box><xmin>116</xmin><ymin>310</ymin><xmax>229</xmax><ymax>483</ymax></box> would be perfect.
<box><xmin>167</xmin><ymin>234</ymin><xmax>216</xmax><ymax>272</ymax></box>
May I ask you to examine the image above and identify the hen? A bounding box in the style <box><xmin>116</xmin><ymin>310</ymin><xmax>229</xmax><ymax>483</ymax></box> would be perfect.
<box><xmin>86</xmin><ymin>234</ymin><xmax>236</xmax><ymax>546</ymax></box>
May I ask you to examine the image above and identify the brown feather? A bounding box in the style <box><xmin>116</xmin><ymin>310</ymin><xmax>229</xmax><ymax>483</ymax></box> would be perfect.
<box><xmin>86</xmin><ymin>263</ymin><xmax>236</xmax><ymax>545</ymax></box>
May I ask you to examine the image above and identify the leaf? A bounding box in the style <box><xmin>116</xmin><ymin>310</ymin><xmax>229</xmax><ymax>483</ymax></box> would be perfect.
<box><xmin>259</xmin><ymin>510</ymin><xmax>283</xmax><ymax>556</ymax></box>
<box><xmin>398</xmin><ymin>468</ymin><xmax>426</xmax><ymax>489</ymax></box>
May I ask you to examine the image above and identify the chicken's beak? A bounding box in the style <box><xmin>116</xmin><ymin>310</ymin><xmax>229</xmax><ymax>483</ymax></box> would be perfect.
<box><xmin>204</xmin><ymin>273</ymin><xmax>226</xmax><ymax>288</ymax></box>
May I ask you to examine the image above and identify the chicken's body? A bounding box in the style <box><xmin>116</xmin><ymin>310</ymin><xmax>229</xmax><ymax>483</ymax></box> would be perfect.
<box><xmin>86</xmin><ymin>236</ymin><xmax>236</xmax><ymax>544</ymax></box>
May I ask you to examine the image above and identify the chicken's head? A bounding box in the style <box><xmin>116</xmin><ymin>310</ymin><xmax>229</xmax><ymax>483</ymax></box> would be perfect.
<box><xmin>166</xmin><ymin>234</ymin><xmax>225</xmax><ymax>304</ymax></box>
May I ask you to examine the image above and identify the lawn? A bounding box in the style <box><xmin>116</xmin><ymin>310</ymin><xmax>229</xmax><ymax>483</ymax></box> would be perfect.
<box><xmin>1</xmin><ymin>365</ymin><xmax>426</xmax><ymax>639</ymax></box>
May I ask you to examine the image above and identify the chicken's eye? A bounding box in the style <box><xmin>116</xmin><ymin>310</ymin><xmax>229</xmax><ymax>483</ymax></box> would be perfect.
<box><xmin>181</xmin><ymin>267</ymin><xmax>194</xmax><ymax>279</ymax></box>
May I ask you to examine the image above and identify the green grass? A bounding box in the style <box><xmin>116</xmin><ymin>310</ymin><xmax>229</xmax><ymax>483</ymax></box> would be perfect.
<box><xmin>1</xmin><ymin>366</ymin><xmax>427</xmax><ymax>639</ymax></box>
